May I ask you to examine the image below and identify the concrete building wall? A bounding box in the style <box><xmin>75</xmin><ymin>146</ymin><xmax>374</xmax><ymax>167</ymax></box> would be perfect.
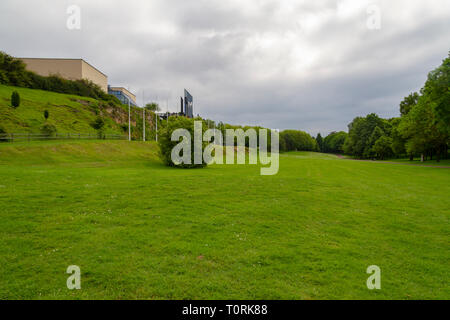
<box><xmin>20</xmin><ymin>58</ymin><xmax>108</xmax><ymax>92</ymax></box>
<box><xmin>81</xmin><ymin>60</ymin><xmax>108</xmax><ymax>92</ymax></box>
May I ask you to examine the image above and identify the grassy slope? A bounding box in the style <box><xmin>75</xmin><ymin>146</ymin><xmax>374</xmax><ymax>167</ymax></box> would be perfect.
<box><xmin>0</xmin><ymin>141</ymin><xmax>448</xmax><ymax>299</ymax></box>
<box><xmin>0</xmin><ymin>84</ymin><xmax>134</xmax><ymax>134</ymax></box>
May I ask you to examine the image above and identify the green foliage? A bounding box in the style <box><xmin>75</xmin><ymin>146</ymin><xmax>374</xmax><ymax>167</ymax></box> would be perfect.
<box><xmin>0</xmin><ymin>53</ymin><xmax>30</xmax><ymax>87</ymax></box>
<box><xmin>91</xmin><ymin>116</ymin><xmax>106</xmax><ymax>139</ymax></box>
<box><xmin>398</xmin><ymin>53</ymin><xmax>449</xmax><ymax>161</ymax></box>
<box><xmin>425</xmin><ymin>53</ymin><xmax>450</xmax><ymax>136</ymax></box>
<box><xmin>342</xmin><ymin>54</ymin><xmax>449</xmax><ymax>161</ymax></box>
<box><xmin>158</xmin><ymin>116</ymin><xmax>208</xmax><ymax>168</ymax></box>
<box><xmin>91</xmin><ymin>116</ymin><xmax>105</xmax><ymax>130</ymax></box>
<box><xmin>0</xmin><ymin>84</ymin><xmax>140</xmax><ymax>136</ymax></box>
<box><xmin>145</xmin><ymin>102</ymin><xmax>160</xmax><ymax>112</ymax></box>
<box><xmin>316</xmin><ymin>133</ymin><xmax>323</xmax><ymax>152</ymax></box>
<box><xmin>373</xmin><ymin>136</ymin><xmax>393</xmax><ymax>160</ymax></box>
<box><xmin>11</xmin><ymin>91</ymin><xmax>20</xmax><ymax>108</ymax></box>
<box><xmin>366</xmin><ymin>126</ymin><xmax>386</xmax><ymax>158</ymax></box>
<box><xmin>343</xmin><ymin>113</ymin><xmax>389</xmax><ymax>158</ymax></box>
<box><xmin>400</xmin><ymin>92</ymin><xmax>419</xmax><ymax>116</ymax></box>
<box><xmin>322</xmin><ymin>131</ymin><xmax>347</xmax><ymax>154</ymax></box>
<box><xmin>389</xmin><ymin>118</ymin><xmax>407</xmax><ymax>156</ymax></box>
<box><xmin>342</xmin><ymin>53</ymin><xmax>448</xmax><ymax>161</ymax></box>
<box><xmin>279</xmin><ymin>130</ymin><xmax>318</xmax><ymax>152</ymax></box>
<box><xmin>40</xmin><ymin>122</ymin><xmax>57</xmax><ymax>137</ymax></box>
<box><xmin>214</xmin><ymin>122</ymin><xmax>275</xmax><ymax>150</ymax></box>
<box><xmin>0</xmin><ymin>124</ymin><xmax>7</xmax><ymax>142</ymax></box>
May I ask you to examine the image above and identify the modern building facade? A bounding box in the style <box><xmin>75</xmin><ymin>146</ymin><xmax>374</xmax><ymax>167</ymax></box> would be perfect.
<box><xmin>108</xmin><ymin>86</ymin><xmax>138</xmax><ymax>106</ymax></box>
<box><xmin>180</xmin><ymin>89</ymin><xmax>194</xmax><ymax>118</ymax></box>
<box><xmin>20</xmin><ymin>58</ymin><xmax>108</xmax><ymax>92</ymax></box>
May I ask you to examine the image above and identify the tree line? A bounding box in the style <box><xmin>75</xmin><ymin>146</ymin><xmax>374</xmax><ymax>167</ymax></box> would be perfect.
<box><xmin>315</xmin><ymin>52</ymin><xmax>449</xmax><ymax>162</ymax></box>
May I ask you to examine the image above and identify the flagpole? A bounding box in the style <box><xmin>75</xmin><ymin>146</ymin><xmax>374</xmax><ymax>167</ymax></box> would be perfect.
<box><xmin>143</xmin><ymin>90</ymin><xmax>146</xmax><ymax>142</ymax></box>
<box><xmin>128</xmin><ymin>99</ymin><xmax>131</xmax><ymax>141</ymax></box>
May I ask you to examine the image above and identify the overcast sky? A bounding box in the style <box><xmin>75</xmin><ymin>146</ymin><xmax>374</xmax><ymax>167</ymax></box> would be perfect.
<box><xmin>1</xmin><ymin>0</ymin><xmax>449</xmax><ymax>134</ymax></box>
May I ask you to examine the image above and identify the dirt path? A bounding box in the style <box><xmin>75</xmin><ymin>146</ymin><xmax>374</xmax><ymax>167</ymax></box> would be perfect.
<box><xmin>336</xmin><ymin>155</ymin><xmax>450</xmax><ymax>169</ymax></box>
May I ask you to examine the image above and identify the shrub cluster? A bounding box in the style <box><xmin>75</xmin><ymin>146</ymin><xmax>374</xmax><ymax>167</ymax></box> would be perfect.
<box><xmin>158</xmin><ymin>117</ymin><xmax>208</xmax><ymax>169</ymax></box>
<box><xmin>322</xmin><ymin>131</ymin><xmax>347</xmax><ymax>154</ymax></box>
<box><xmin>40</xmin><ymin>123</ymin><xmax>57</xmax><ymax>137</ymax></box>
<box><xmin>11</xmin><ymin>91</ymin><xmax>20</xmax><ymax>108</ymax></box>
<box><xmin>279</xmin><ymin>130</ymin><xmax>318</xmax><ymax>152</ymax></box>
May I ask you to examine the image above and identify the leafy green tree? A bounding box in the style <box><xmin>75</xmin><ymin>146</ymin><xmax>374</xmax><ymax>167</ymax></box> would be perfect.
<box><xmin>91</xmin><ymin>117</ymin><xmax>105</xmax><ymax>130</ymax></box>
<box><xmin>316</xmin><ymin>133</ymin><xmax>323</xmax><ymax>152</ymax></box>
<box><xmin>158</xmin><ymin>117</ymin><xmax>208</xmax><ymax>168</ymax></box>
<box><xmin>422</xmin><ymin>53</ymin><xmax>450</xmax><ymax>137</ymax></box>
<box><xmin>400</xmin><ymin>92</ymin><xmax>419</xmax><ymax>116</ymax></box>
<box><xmin>373</xmin><ymin>136</ymin><xmax>393</xmax><ymax>160</ymax></box>
<box><xmin>40</xmin><ymin>123</ymin><xmax>57</xmax><ymax>137</ymax></box>
<box><xmin>323</xmin><ymin>131</ymin><xmax>348</xmax><ymax>154</ymax></box>
<box><xmin>145</xmin><ymin>103</ymin><xmax>160</xmax><ymax>112</ymax></box>
<box><xmin>344</xmin><ymin>114</ymin><xmax>386</xmax><ymax>158</ymax></box>
<box><xmin>11</xmin><ymin>91</ymin><xmax>20</xmax><ymax>108</ymax></box>
<box><xmin>399</xmin><ymin>53</ymin><xmax>449</xmax><ymax>162</ymax></box>
<box><xmin>366</xmin><ymin>126</ymin><xmax>385</xmax><ymax>158</ymax></box>
<box><xmin>389</xmin><ymin>118</ymin><xmax>407</xmax><ymax>158</ymax></box>
<box><xmin>0</xmin><ymin>125</ymin><xmax>7</xmax><ymax>142</ymax></box>
<box><xmin>399</xmin><ymin>97</ymin><xmax>447</xmax><ymax>161</ymax></box>
<box><xmin>279</xmin><ymin>130</ymin><xmax>318</xmax><ymax>152</ymax></box>
<box><xmin>91</xmin><ymin>116</ymin><xmax>105</xmax><ymax>139</ymax></box>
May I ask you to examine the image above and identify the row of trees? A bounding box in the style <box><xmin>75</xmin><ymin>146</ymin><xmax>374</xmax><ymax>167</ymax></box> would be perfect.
<box><xmin>317</xmin><ymin>52</ymin><xmax>449</xmax><ymax>161</ymax></box>
<box><xmin>342</xmin><ymin>114</ymin><xmax>399</xmax><ymax>160</ymax></box>
<box><xmin>279</xmin><ymin>130</ymin><xmax>318</xmax><ymax>152</ymax></box>
<box><xmin>157</xmin><ymin>117</ymin><xmax>318</xmax><ymax>168</ymax></box>
<box><xmin>316</xmin><ymin>131</ymin><xmax>347</xmax><ymax>154</ymax></box>
<box><xmin>193</xmin><ymin>121</ymin><xmax>318</xmax><ymax>152</ymax></box>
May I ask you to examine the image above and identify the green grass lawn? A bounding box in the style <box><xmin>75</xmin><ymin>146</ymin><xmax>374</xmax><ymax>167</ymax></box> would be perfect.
<box><xmin>0</xmin><ymin>141</ymin><xmax>448</xmax><ymax>299</ymax></box>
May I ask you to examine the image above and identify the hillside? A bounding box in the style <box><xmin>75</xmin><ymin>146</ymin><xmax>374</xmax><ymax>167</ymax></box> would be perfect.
<box><xmin>0</xmin><ymin>84</ymin><xmax>155</xmax><ymax>139</ymax></box>
<box><xmin>0</xmin><ymin>140</ymin><xmax>160</xmax><ymax>165</ymax></box>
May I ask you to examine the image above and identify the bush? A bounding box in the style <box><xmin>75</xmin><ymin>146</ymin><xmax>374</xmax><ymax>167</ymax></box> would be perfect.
<box><xmin>91</xmin><ymin>116</ymin><xmax>105</xmax><ymax>130</ymax></box>
<box><xmin>0</xmin><ymin>125</ymin><xmax>7</xmax><ymax>142</ymax></box>
<box><xmin>40</xmin><ymin>123</ymin><xmax>57</xmax><ymax>137</ymax></box>
<box><xmin>11</xmin><ymin>91</ymin><xmax>20</xmax><ymax>108</ymax></box>
<box><xmin>91</xmin><ymin>116</ymin><xmax>105</xmax><ymax>139</ymax></box>
<box><xmin>322</xmin><ymin>131</ymin><xmax>348</xmax><ymax>154</ymax></box>
<box><xmin>279</xmin><ymin>130</ymin><xmax>318</xmax><ymax>152</ymax></box>
<box><xmin>158</xmin><ymin>117</ymin><xmax>208</xmax><ymax>168</ymax></box>
<box><xmin>373</xmin><ymin>136</ymin><xmax>394</xmax><ymax>160</ymax></box>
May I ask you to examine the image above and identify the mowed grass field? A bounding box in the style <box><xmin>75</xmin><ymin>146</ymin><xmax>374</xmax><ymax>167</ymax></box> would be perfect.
<box><xmin>0</xmin><ymin>141</ymin><xmax>448</xmax><ymax>300</ymax></box>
